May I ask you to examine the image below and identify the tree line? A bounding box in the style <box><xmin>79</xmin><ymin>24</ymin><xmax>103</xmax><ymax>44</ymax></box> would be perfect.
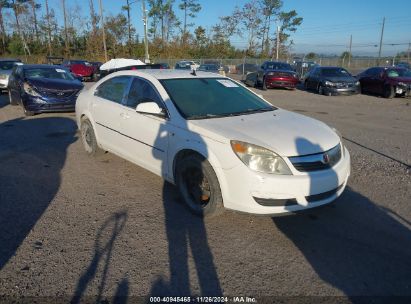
<box><xmin>0</xmin><ymin>0</ymin><xmax>303</xmax><ymax>62</ymax></box>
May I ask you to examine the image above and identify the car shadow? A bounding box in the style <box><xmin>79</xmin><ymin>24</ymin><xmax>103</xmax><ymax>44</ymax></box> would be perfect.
<box><xmin>149</xmin><ymin>114</ymin><xmax>222</xmax><ymax>296</ymax></box>
<box><xmin>272</xmin><ymin>138</ymin><xmax>411</xmax><ymax>300</ymax></box>
<box><xmin>0</xmin><ymin>116</ymin><xmax>77</xmax><ymax>269</ymax></box>
<box><xmin>71</xmin><ymin>212</ymin><xmax>128</xmax><ymax>304</ymax></box>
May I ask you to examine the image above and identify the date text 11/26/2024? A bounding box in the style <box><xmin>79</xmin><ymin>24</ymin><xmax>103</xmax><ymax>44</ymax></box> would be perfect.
<box><xmin>149</xmin><ymin>296</ymin><xmax>257</xmax><ymax>303</ymax></box>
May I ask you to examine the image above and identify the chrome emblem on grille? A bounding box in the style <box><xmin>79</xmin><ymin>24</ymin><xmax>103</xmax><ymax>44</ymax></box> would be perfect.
<box><xmin>57</xmin><ymin>92</ymin><xmax>65</xmax><ymax>96</ymax></box>
<box><xmin>322</xmin><ymin>153</ymin><xmax>330</xmax><ymax>164</ymax></box>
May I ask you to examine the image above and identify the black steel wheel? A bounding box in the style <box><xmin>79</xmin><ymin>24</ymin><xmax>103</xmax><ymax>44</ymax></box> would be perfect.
<box><xmin>176</xmin><ymin>154</ymin><xmax>224</xmax><ymax>217</ymax></box>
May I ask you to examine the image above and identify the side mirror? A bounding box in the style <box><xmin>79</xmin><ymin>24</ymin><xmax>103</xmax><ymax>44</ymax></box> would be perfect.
<box><xmin>136</xmin><ymin>101</ymin><xmax>165</xmax><ymax>117</ymax></box>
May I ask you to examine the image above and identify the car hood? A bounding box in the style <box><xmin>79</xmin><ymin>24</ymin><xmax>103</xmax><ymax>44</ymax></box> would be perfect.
<box><xmin>324</xmin><ymin>76</ymin><xmax>357</xmax><ymax>82</ymax></box>
<box><xmin>0</xmin><ymin>70</ymin><xmax>12</xmax><ymax>76</ymax></box>
<box><xmin>188</xmin><ymin>109</ymin><xmax>340</xmax><ymax>157</ymax></box>
<box><xmin>27</xmin><ymin>77</ymin><xmax>83</xmax><ymax>91</ymax></box>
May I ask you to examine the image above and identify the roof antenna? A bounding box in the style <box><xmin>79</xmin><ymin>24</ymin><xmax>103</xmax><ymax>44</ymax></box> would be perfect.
<box><xmin>191</xmin><ymin>68</ymin><xmax>196</xmax><ymax>76</ymax></box>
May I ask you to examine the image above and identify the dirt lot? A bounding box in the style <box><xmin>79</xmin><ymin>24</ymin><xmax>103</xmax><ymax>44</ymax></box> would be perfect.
<box><xmin>0</xmin><ymin>79</ymin><xmax>410</xmax><ymax>303</ymax></box>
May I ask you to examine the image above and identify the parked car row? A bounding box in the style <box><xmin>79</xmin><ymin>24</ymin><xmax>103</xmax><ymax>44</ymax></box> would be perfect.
<box><xmin>244</xmin><ymin>60</ymin><xmax>411</xmax><ymax>99</ymax></box>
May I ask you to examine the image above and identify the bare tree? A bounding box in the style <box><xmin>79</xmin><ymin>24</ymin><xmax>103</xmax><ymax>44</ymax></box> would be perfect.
<box><xmin>178</xmin><ymin>0</ymin><xmax>201</xmax><ymax>42</ymax></box>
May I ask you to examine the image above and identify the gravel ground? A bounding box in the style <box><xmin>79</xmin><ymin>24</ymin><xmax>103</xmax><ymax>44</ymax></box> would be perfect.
<box><xmin>0</xmin><ymin>78</ymin><xmax>410</xmax><ymax>303</ymax></box>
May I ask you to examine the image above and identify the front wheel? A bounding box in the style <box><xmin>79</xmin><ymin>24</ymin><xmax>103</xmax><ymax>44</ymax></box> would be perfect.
<box><xmin>176</xmin><ymin>154</ymin><xmax>224</xmax><ymax>217</ymax></box>
<box><xmin>262</xmin><ymin>77</ymin><xmax>267</xmax><ymax>90</ymax></box>
<box><xmin>8</xmin><ymin>90</ymin><xmax>18</xmax><ymax>105</ymax></box>
<box><xmin>318</xmin><ymin>84</ymin><xmax>324</xmax><ymax>95</ymax></box>
<box><xmin>383</xmin><ymin>85</ymin><xmax>395</xmax><ymax>99</ymax></box>
<box><xmin>80</xmin><ymin>118</ymin><xmax>104</xmax><ymax>156</ymax></box>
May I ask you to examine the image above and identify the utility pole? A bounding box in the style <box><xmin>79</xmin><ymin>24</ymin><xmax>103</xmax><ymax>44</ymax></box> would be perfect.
<box><xmin>45</xmin><ymin>0</ymin><xmax>52</xmax><ymax>56</ymax></box>
<box><xmin>126</xmin><ymin>0</ymin><xmax>132</xmax><ymax>56</ymax></box>
<box><xmin>276</xmin><ymin>25</ymin><xmax>280</xmax><ymax>60</ymax></box>
<box><xmin>62</xmin><ymin>0</ymin><xmax>69</xmax><ymax>58</ymax></box>
<box><xmin>98</xmin><ymin>0</ymin><xmax>108</xmax><ymax>62</ymax></box>
<box><xmin>142</xmin><ymin>0</ymin><xmax>150</xmax><ymax>63</ymax></box>
<box><xmin>348</xmin><ymin>34</ymin><xmax>352</xmax><ymax>67</ymax></box>
<box><xmin>377</xmin><ymin>17</ymin><xmax>385</xmax><ymax>65</ymax></box>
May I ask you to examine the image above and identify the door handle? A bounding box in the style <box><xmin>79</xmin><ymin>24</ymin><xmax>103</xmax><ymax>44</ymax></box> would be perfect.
<box><xmin>120</xmin><ymin>113</ymin><xmax>130</xmax><ymax>119</ymax></box>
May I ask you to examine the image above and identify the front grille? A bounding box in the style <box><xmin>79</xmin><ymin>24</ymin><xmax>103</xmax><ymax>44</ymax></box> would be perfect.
<box><xmin>335</xmin><ymin>82</ymin><xmax>354</xmax><ymax>89</ymax></box>
<box><xmin>289</xmin><ymin>144</ymin><xmax>342</xmax><ymax>172</ymax></box>
<box><xmin>38</xmin><ymin>88</ymin><xmax>78</xmax><ymax>98</ymax></box>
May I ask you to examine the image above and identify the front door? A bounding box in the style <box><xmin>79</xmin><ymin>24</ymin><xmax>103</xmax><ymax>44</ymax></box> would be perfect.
<box><xmin>118</xmin><ymin>77</ymin><xmax>169</xmax><ymax>178</ymax></box>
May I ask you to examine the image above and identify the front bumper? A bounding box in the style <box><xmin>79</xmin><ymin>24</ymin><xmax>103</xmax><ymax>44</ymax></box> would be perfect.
<box><xmin>324</xmin><ymin>86</ymin><xmax>359</xmax><ymax>95</ymax></box>
<box><xmin>220</xmin><ymin>147</ymin><xmax>351</xmax><ymax>215</ymax></box>
<box><xmin>23</xmin><ymin>94</ymin><xmax>77</xmax><ymax>113</ymax></box>
<box><xmin>265</xmin><ymin>77</ymin><xmax>299</xmax><ymax>89</ymax></box>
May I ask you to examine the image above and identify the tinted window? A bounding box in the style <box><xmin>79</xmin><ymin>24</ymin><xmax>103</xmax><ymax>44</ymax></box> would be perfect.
<box><xmin>386</xmin><ymin>69</ymin><xmax>411</xmax><ymax>78</ymax></box>
<box><xmin>96</xmin><ymin>76</ymin><xmax>130</xmax><ymax>103</ymax></box>
<box><xmin>265</xmin><ymin>62</ymin><xmax>293</xmax><ymax>70</ymax></box>
<box><xmin>161</xmin><ymin>78</ymin><xmax>275</xmax><ymax>119</ymax></box>
<box><xmin>126</xmin><ymin>78</ymin><xmax>162</xmax><ymax>108</ymax></box>
<box><xmin>367</xmin><ymin>68</ymin><xmax>382</xmax><ymax>76</ymax></box>
<box><xmin>320</xmin><ymin>68</ymin><xmax>351</xmax><ymax>77</ymax></box>
<box><xmin>0</xmin><ymin>61</ymin><xmax>19</xmax><ymax>70</ymax></box>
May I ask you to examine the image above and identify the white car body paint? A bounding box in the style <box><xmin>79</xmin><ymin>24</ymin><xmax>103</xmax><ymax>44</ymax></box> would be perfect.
<box><xmin>76</xmin><ymin>70</ymin><xmax>351</xmax><ymax>215</ymax></box>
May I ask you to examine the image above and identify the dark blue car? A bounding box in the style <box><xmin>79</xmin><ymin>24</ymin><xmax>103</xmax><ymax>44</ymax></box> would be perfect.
<box><xmin>8</xmin><ymin>64</ymin><xmax>84</xmax><ymax>116</ymax></box>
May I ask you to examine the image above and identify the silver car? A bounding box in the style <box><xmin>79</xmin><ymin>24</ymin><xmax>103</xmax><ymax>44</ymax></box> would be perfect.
<box><xmin>0</xmin><ymin>59</ymin><xmax>23</xmax><ymax>91</ymax></box>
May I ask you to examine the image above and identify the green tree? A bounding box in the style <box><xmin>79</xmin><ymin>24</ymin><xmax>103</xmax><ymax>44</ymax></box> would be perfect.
<box><xmin>178</xmin><ymin>0</ymin><xmax>201</xmax><ymax>41</ymax></box>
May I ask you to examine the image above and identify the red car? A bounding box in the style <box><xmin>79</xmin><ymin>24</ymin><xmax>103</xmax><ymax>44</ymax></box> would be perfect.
<box><xmin>357</xmin><ymin>67</ymin><xmax>411</xmax><ymax>98</ymax></box>
<box><xmin>63</xmin><ymin>60</ymin><xmax>98</xmax><ymax>82</ymax></box>
<box><xmin>251</xmin><ymin>61</ymin><xmax>299</xmax><ymax>90</ymax></box>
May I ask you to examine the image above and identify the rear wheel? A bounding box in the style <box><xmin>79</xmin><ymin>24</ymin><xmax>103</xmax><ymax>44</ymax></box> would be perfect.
<box><xmin>383</xmin><ymin>85</ymin><xmax>395</xmax><ymax>99</ymax></box>
<box><xmin>176</xmin><ymin>154</ymin><xmax>224</xmax><ymax>217</ymax></box>
<box><xmin>80</xmin><ymin>118</ymin><xmax>104</xmax><ymax>156</ymax></box>
<box><xmin>304</xmin><ymin>80</ymin><xmax>309</xmax><ymax>90</ymax></box>
<box><xmin>8</xmin><ymin>91</ymin><xmax>17</xmax><ymax>105</ymax></box>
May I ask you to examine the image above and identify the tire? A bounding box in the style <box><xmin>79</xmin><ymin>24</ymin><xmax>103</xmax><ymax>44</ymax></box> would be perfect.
<box><xmin>80</xmin><ymin>118</ymin><xmax>104</xmax><ymax>157</ymax></box>
<box><xmin>318</xmin><ymin>84</ymin><xmax>326</xmax><ymax>95</ymax></box>
<box><xmin>23</xmin><ymin>107</ymin><xmax>34</xmax><ymax>116</ymax></box>
<box><xmin>8</xmin><ymin>90</ymin><xmax>17</xmax><ymax>105</ymax></box>
<box><xmin>92</xmin><ymin>73</ymin><xmax>99</xmax><ymax>82</ymax></box>
<box><xmin>176</xmin><ymin>154</ymin><xmax>224</xmax><ymax>217</ymax></box>
<box><xmin>262</xmin><ymin>77</ymin><xmax>267</xmax><ymax>90</ymax></box>
<box><xmin>304</xmin><ymin>80</ymin><xmax>309</xmax><ymax>91</ymax></box>
<box><xmin>383</xmin><ymin>85</ymin><xmax>395</xmax><ymax>99</ymax></box>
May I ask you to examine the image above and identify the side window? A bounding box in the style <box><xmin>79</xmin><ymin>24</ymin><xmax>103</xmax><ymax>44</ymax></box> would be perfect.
<box><xmin>95</xmin><ymin>76</ymin><xmax>131</xmax><ymax>104</ymax></box>
<box><xmin>125</xmin><ymin>78</ymin><xmax>163</xmax><ymax>109</ymax></box>
<box><xmin>313</xmin><ymin>68</ymin><xmax>320</xmax><ymax>76</ymax></box>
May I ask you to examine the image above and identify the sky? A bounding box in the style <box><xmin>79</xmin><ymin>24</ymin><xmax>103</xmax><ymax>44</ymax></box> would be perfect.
<box><xmin>45</xmin><ymin>0</ymin><xmax>411</xmax><ymax>56</ymax></box>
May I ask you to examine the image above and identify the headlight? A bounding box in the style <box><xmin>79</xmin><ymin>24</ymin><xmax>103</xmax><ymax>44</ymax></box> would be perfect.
<box><xmin>398</xmin><ymin>82</ymin><xmax>406</xmax><ymax>87</ymax></box>
<box><xmin>231</xmin><ymin>140</ymin><xmax>292</xmax><ymax>175</ymax></box>
<box><xmin>355</xmin><ymin>81</ymin><xmax>360</xmax><ymax>86</ymax></box>
<box><xmin>23</xmin><ymin>82</ymin><xmax>41</xmax><ymax>97</ymax></box>
<box><xmin>331</xmin><ymin>127</ymin><xmax>345</xmax><ymax>156</ymax></box>
<box><xmin>325</xmin><ymin>81</ymin><xmax>335</xmax><ymax>87</ymax></box>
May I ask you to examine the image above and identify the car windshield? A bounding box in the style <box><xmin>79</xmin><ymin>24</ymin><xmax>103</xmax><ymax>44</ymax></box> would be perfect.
<box><xmin>387</xmin><ymin>69</ymin><xmax>411</xmax><ymax>78</ymax></box>
<box><xmin>266</xmin><ymin>62</ymin><xmax>292</xmax><ymax>70</ymax></box>
<box><xmin>199</xmin><ymin>64</ymin><xmax>218</xmax><ymax>71</ymax></box>
<box><xmin>24</xmin><ymin>68</ymin><xmax>76</xmax><ymax>80</ymax></box>
<box><xmin>161</xmin><ymin>78</ymin><xmax>276</xmax><ymax>119</ymax></box>
<box><xmin>0</xmin><ymin>61</ymin><xmax>19</xmax><ymax>70</ymax></box>
<box><xmin>321</xmin><ymin>68</ymin><xmax>351</xmax><ymax>77</ymax></box>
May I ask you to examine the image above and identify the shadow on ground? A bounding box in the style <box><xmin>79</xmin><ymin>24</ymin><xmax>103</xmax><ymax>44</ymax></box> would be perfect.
<box><xmin>273</xmin><ymin>187</ymin><xmax>411</xmax><ymax>301</ymax></box>
<box><xmin>0</xmin><ymin>116</ymin><xmax>77</xmax><ymax>269</ymax></box>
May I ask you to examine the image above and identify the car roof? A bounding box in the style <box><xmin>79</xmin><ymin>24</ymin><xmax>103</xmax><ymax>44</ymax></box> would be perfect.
<box><xmin>109</xmin><ymin>69</ymin><xmax>224</xmax><ymax>80</ymax></box>
<box><xmin>22</xmin><ymin>64</ymin><xmax>68</xmax><ymax>69</ymax></box>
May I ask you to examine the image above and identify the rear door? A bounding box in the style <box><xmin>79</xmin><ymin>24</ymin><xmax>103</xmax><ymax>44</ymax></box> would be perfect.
<box><xmin>91</xmin><ymin>76</ymin><xmax>132</xmax><ymax>153</ymax></box>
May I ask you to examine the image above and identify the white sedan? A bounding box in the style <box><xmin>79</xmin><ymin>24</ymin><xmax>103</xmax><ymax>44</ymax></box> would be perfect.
<box><xmin>76</xmin><ymin>70</ymin><xmax>350</xmax><ymax>216</ymax></box>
